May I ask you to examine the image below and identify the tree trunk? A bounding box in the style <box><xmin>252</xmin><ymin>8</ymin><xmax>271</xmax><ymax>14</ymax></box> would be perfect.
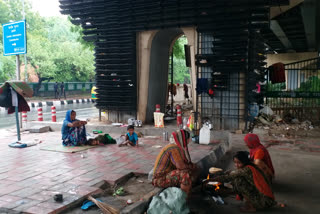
<box><xmin>33</xmin><ymin>73</ymin><xmax>53</xmax><ymax>96</ymax></box>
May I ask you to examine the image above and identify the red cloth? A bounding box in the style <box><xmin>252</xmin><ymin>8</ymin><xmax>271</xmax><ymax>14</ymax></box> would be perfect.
<box><xmin>244</xmin><ymin>134</ymin><xmax>275</xmax><ymax>175</ymax></box>
<box><xmin>247</xmin><ymin>165</ymin><xmax>275</xmax><ymax>199</ymax></box>
<box><xmin>269</xmin><ymin>63</ymin><xmax>285</xmax><ymax>83</ymax></box>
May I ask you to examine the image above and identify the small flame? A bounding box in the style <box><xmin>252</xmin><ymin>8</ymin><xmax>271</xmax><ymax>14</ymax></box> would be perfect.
<box><xmin>215</xmin><ymin>183</ymin><xmax>220</xmax><ymax>191</ymax></box>
<box><xmin>207</xmin><ymin>174</ymin><xmax>210</xmax><ymax>180</ymax></box>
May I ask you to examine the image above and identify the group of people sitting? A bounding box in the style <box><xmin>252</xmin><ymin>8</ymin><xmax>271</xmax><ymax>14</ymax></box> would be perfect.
<box><xmin>61</xmin><ymin>109</ymin><xmax>277</xmax><ymax>212</ymax></box>
<box><xmin>151</xmin><ymin>131</ymin><xmax>277</xmax><ymax>213</ymax></box>
<box><xmin>61</xmin><ymin>110</ymin><xmax>139</xmax><ymax>147</ymax></box>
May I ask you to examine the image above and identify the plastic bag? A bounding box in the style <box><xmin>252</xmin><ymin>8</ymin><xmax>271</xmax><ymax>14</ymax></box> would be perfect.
<box><xmin>147</xmin><ymin>187</ymin><xmax>190</xmax><ymax>214</ymax></box>
<box><xmin>154</xmin><ymin>112</ymin><xmax>164</xmax><ymax>128</ymax></box>
<box><xmin>116</xmin><ymin>135</ymin><xmax>126</xmax><ymax>145</ymax></box>
<box><xmin>260</xmin><ymin>105</ymin><xmax>273</xmax><ymax>116</ymax></box>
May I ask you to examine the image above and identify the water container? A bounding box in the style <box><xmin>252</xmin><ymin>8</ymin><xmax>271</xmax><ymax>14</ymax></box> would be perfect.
<box><xmin>199</xmin><ymin>124</ymin><xmax>214</xmax><ymax>145</ymax></box>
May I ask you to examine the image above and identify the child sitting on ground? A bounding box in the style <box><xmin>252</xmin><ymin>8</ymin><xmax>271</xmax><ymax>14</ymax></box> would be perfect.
<box><xmin>120</xmin><ymin>125</ymin><xmax>139</xmax><ymax>147</ymax></box>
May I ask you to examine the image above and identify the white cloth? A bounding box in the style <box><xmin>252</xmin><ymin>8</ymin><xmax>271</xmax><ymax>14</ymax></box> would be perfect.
<box><xmin>10</xmin><ymin>88</ymin><xmax>18</xmax><ymax>107</ymax></box>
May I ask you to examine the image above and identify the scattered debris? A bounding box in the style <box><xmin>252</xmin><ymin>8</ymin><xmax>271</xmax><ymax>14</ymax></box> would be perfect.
<box><xmin>126</xmin><ymin>199</ymin><xmax>133</xmax><ymax>205</ymax></box>
<box><xmin>258</xmin><ymin>116</ymin><xmax>272</xmax><ymax>126</ymax></box>
<box><xmin>212</xmin><ymin>195</ymin><xmax>225</xmax><ymax>205</ymax></box>
<box><xmin>113</xmin><ymin>187</ymin><xmax>125</xmax><ymax>196</ymax></box>
<box><xmin>292</xmin><ymin>118</ymin><xmax>300</xmax><ymax>124</ymax></box>
<box><xmin>235</xmin><ymin>130</ymin><xmax>243</xmax><ymax>134</ymax></box>
<box><xmin>54</xmin><ymin>194</ymin><xmax>63</xmax><ymax>202</ymax></box>
<box><xmin>260</xmin><ymin>105</ymin><xmax>273</xmax><ymax>116</ymax></box>
<box><xmin>255</xmin><ymin>106</ymin><xmax>318</xmax><ymax>138</ymax></box>
<box><xmin>136</xmin><ymin>132</ymin><xmax>143</xmax><ymax>138</ymax></box>
<box><xmin>88</xmin><ymin>195</ymin><xmax>120</xmax><ymax>214</ymax></box>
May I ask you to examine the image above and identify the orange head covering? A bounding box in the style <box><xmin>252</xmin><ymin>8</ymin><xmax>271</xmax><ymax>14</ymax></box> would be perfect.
<box><xmin>244</xmin><ymin>134</ymin><xmax>274</xmax><ymax>175</ymax></box>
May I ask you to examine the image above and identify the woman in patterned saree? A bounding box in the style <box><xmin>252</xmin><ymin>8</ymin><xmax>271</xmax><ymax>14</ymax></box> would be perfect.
<box><xmin>211</xmin><ymin>151</ymin><xmax>276</xmax><ymax>212</ymax></box>
<box><xmin>61</xmin><ymin>110</ymin><xmax>87</xmax><ymax>146</ymax></box>
<box><xmin>152</xmin><ymin>130</ymin><xmax>195</xmax><ymax>195</ymax></box>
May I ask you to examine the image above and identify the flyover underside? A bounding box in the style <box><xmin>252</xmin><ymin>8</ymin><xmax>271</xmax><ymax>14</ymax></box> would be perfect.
<box><xmin>59</xmin><ymin>0</ymin><xmax>289</xmax><ymax>126</ymax></box>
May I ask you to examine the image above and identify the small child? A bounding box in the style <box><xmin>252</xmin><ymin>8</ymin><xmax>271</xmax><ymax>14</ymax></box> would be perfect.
<box><xmin>87</xmin><ymin>138</ymin><xmax>99</xmax><ymax>146</ymax></box>
<box><xmin>120</xmin><ymin>125</ymin><xmax>139</xmax><ymax>147</ymax></box>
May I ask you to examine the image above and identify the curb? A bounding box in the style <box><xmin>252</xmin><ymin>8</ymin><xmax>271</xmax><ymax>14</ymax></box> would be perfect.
<box><xmin>120</xmin><ymin>134</ymin><xmax>232</xmax><ymax>214</ymax></box>
<box><xmin>28</xmin><ymin>98</ymin><xmax>92</xmax><ymax>108</ymax></box>
<box><xmin>1</xmin><ymin>99</ymin><xmax>92</xmax><ymax>111</ymax></box>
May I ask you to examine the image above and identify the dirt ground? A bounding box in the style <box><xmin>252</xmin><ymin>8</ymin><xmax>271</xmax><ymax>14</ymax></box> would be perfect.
<box><xmin>188</xmin><ymin>133</ymin><xmax>320</xmax><ymax>214</ymax></box>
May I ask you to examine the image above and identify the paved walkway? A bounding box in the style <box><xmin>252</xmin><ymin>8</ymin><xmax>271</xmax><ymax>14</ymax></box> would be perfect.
<box><xmin>0</xmin><ymin>130</ymin><xmax>215</xmax><ymax>214</ymax></box>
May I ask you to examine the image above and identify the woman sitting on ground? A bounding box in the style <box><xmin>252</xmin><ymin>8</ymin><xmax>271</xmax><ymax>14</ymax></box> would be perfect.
<box><xmin>152</xmin><ymin>130</ymin><xmax>195</xmax><ymax>195</ymax></box>
<box><xmin>61</xmin><ymin>110</ymin><xmax>87</xmax><ymax>146</ymax></box>
<box><xmin>244</xmin><ymin>133</ymin><xmax>275</xmax><ymax>181</ymax></box>
<box><xmin>211</xmin><ymin>151</ymin><xmax>276</xmax><ymax>212</ymax></box>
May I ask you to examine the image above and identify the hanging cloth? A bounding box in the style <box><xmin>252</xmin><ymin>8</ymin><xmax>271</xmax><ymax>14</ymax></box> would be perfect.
<box><xmin>11</xmin><ymin>87</ymin><xmax>18</xmax><ymax>107</ymax></box>
<box><xmin>0</xmin><ymin>84</ymin><xmax>12</xmax><ymax>107</ymax></box>
<box><xmin>196</xmin><ymin>78</ymin><xmax>209</xmax><ymax>94</ymax></box>
<box><xmin>8</xmin><ymin>93</ymin><xmax>30</xmax><ymax>114</ymax></box>
<box><xmin>269</xmin><ymin>63</ymin><xmax>285</xmax><ymax>84</ymax></box>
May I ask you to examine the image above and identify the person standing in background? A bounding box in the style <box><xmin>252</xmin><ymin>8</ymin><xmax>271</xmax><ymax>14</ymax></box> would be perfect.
<box><xmin>60</xmin><ymin>82</ymin><xmax>66</xmax><ymax>100</ymax></box>
<box><xmin>54</xmin><ymin>82</ymin><xmax>59</xmax><ymax>99</ymax></box>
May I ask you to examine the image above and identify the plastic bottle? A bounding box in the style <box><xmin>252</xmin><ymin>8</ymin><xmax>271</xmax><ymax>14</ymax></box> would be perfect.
<box><xmin>183</xmin><ymin>117</ymin><xmax>188</xmax><ymax>130</ymax></box>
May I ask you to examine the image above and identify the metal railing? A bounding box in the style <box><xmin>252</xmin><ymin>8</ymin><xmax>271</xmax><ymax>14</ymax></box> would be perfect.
<box><xmin>0</xmin><ymin>82</ymin><xmax>95</xmax><ymax>92</ymax></box>
<box><xmin>266</xmin><ymin>57</ymin><xmax>320</xmax><ymax>122</ymax></box>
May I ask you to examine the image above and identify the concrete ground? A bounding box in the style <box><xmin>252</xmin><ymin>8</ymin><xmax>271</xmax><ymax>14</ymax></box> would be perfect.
<box><xmin>189</xmin><ymin>133</ymin><xmax>320</xmax><ymax>214</ymax></box>
<box><xmin>0</xmin><ymin>128</ymin><xmax>227</xmax><ymax>214</ymax></box>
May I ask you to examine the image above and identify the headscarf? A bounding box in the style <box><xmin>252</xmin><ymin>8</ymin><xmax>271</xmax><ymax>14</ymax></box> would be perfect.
<box><xmin>171</xmin><ymin>130</ymin><xmax>191</xmax><ymax>164</ymax></box>
<box><xmin>233</xmin><ymin>151</ymin><xmax>275</xmax><ymax>200</ymax></box>
<box><xmin>61</xmin><ymin>110</ymin><xmax>75</xmax><ymax>139</ymax></box>
<box><xmin>244</xmin><ymin>134</ymin><xmax>274</xmax><ymax>175</ymax></box>
<box><xmin>65</xmin><ymin>110</ymin><xmax>75</xmax><ymax>123</ymax></box>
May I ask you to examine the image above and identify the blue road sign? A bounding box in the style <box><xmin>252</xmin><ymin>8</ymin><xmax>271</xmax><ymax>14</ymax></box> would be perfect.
<box><xmin>2</xmin><ymin>20</ymin><xmax>27</xmax><ymax>56</ymax></box>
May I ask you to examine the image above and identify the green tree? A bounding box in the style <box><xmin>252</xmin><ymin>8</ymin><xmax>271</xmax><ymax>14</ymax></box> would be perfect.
<box><xmin>169</xmin><ymin>36</ymin><xmax>190</xmax><ymax>84</ymax></box>
<box><xmin>0</xmin><ymin>0</ymin><xmax>95</xmax><ymax>87</ymax></box>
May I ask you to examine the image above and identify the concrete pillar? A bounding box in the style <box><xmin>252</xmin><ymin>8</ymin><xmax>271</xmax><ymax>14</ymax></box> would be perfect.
<box><xmin>181</xmin><ymin>27</ymin><xmax>198</xmax><ymax>111</ymax></box>
<box><xmin>136</xmin><ymin>30</ymin><xmax>158</xmax><ymax>122</ymax></box>
<box><xmin>136</xmin><ymin>27</ymin><xmax>198</xmax><ymax>123</ymax></box>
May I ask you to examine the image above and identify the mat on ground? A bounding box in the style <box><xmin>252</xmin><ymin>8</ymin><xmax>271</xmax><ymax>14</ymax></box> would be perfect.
<box><xmin>40</xmin><ymin>142</ymin><xmax>97</xmax><ymax>153</ymax></box>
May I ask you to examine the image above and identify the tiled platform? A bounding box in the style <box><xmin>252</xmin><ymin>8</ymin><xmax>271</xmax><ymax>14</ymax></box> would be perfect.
<box><xmin>0</xmin><ymin>130</ymin><xmax>225</xmax><ymax>214</ymax></box>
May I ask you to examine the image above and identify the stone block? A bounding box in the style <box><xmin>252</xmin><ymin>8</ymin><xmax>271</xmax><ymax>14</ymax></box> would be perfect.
<box><xmin>29</xmin><ymin>126</ymin><xmax>50</xmax><ymax>133</ymax></box>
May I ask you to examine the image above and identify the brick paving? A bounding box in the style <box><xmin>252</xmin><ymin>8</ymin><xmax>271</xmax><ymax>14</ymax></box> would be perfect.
<box><xmin>0</xmin><ymin>130</ymin><xmax>216</xmax><ymax>213</ymax></box>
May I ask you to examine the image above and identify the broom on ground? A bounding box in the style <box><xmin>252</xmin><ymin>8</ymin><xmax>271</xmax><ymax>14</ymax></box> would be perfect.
<box><xmin>88</xmin><ymin>195</ymin><xmax>120</xmax><ymax>214</ymax></box>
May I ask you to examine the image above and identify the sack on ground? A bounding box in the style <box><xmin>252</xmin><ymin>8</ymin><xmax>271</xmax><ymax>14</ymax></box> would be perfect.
<box><xmin>147</xmin><ymin>187</ymin><xmax>190</xmax><ymax>214</ymax></box>
<box><xmin>154</xmin><ymin>112</ymin><xmax>164</xmax><ymax>128</ymax></box>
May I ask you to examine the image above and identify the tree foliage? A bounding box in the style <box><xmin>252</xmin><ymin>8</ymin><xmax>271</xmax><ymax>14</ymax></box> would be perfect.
<box><xmin>0</xmin><ymin>0</ymin><xmax>94</xmax><ymax>84</ymax></box>
<box><xmin>170</xmin><ymin>36</ymin><xmax>191</xmax><ymax>84</ymax></box>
